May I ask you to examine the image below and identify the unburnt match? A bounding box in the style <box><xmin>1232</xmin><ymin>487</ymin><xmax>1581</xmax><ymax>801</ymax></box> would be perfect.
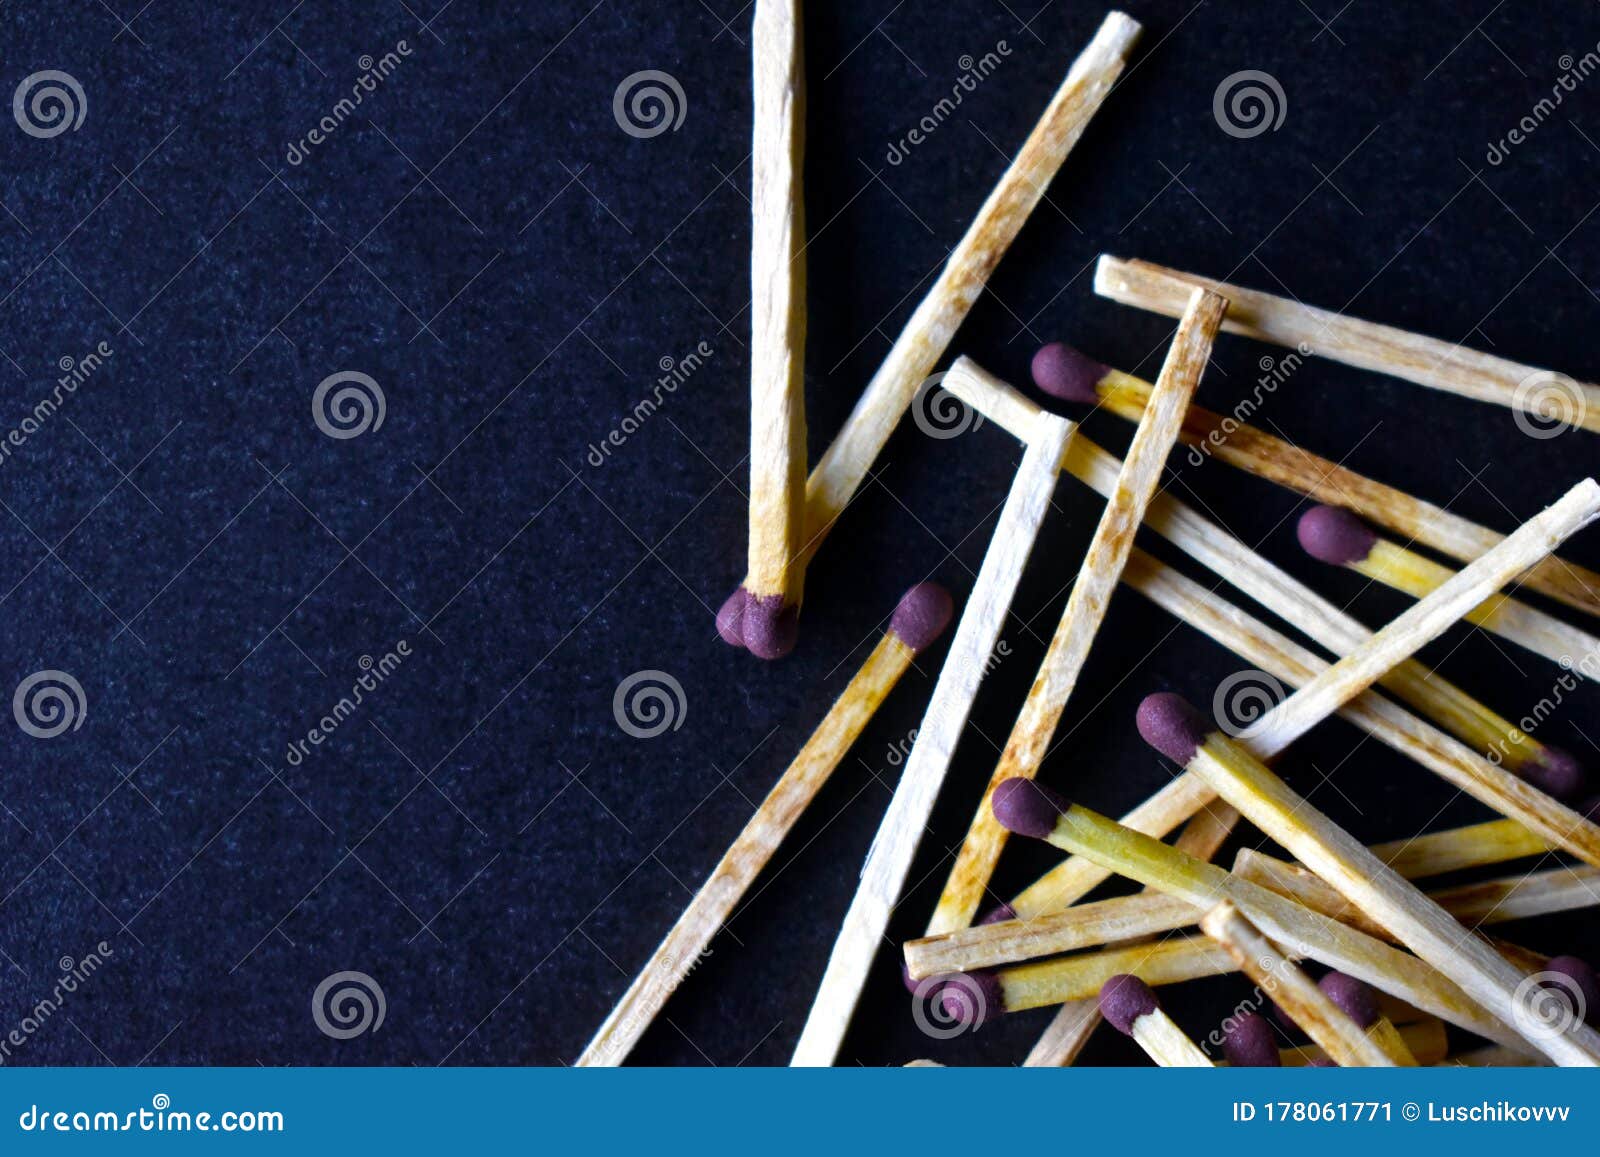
<box><xmin>1138</xmin><ymin>693</ymin><xmax>1600</xmax><ymax>1065</ymax></box>
<box><xmin>926</xmin><ymin>287</ymin><xmax>1225</xmax><ymax>935</ymax></box>
<box><xmin>1317</xmin><ymin>972</ymin><xmax>1420</xmax><ymax>1066</ymax></box>
<box><xmin>1099</xmin><ymin>974</ymin><xmax>1212</xmax><ymax>1067</ymax></box>
<box><xmin>1298</xmin><ymin>504</ymin><xmax>1600</xmax><ymax>679</ymax></box>
<box><xmin>790</xmin><ymin>415</ymin><xmax>1074</xmax><ymax>1066</ymax></box>
<box><xmin>717</xmin><ymin>12</ymin><xmax>1140</xmax><ymax>645</ymax></box>
<box><xmin>1093</xmin><ymin>254</ymin><xmax>1600</xmax><ymax>433</ymax></box>
<box><xmin>577</xmin><ymin>582</ymin><xmax>953</xmax><ymax>1065</ymax></box>
<box><xmin>1031</xmin><ymin>340</ymin><xmax>1600</xmax><ymax>619</ymax></box>
<box><xmin>739</xmin><ymin>0</ymin><xmax>809</xmax><ymax>659</ymax></box>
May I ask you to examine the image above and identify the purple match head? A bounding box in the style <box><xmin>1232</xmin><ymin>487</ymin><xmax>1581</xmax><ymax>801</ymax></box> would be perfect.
<box><xmin>1031</xmin><ymin>342</ymin><xmax>1109</xmax><ymax>405</ymax></box>
<box><xmin>990</xmin><ymin>778</ymin><xmax>1070</xmax><ymax>841</ymax></box>
<box><xmin>1524</xmin><ymin>746</ymin><xmax>1588</xmax><ymax>802</ymax></box>
<box><xmin>978</xmin><ymin>902</ymin><xmax>1018</xmax><ymax>926</ymax></box>
<box><xmin>741</xmin><ymin>593</ymin><xmax>799</xmax><ymax>660</ymax></box>
<box><xmin>902</xmin><ymin>962</ymin><xmax>944</xmax><ymax>999</ymax></box>
<box><xmin>1223</xmin><ymin>1012</ymin><xmax>1281</xmax><ymax>1068</ymax></box>
<box><xmin>1136</xmin><ymin>692</ymin><xmax>1210</xmax><ymax>765</ymax></box>
<box><xmin>1542</xmin><ymin>956</ymin><xmax>1600</xmax><ymax>1026</ymax></box>
<box><xmin>1099</xmin><ymin>973</ymin><xmax>1160</xmax><ymax>1036</ymax></box>
<box><xmin>715</xmin><ymin>588</ymin><xmax>748</xmax><ymax>647</ymax></box>
<box><xmin>1296</xmin><ymin>505</ymin><xmax>1377</xmax><ymax>567</ymax></box>
<box><xmin>939</xmin><ymin>970</ymin><xmax>1003</xmax><ymax>1029</ymax></box>
<box><xmin>1317</xmin><ymin>972</ymin><xmax>1379</xmax><ymax>1029</ymax></box>
<box><xmin>890</xmin><ymin>582</ymin><xmax>954</xmax><ymax>653</ymax></box>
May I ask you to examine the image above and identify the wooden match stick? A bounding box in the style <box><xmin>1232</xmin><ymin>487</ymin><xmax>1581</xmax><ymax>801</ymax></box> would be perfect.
<box><xmin>1282</xmin><ymin>1017</ymin><xmax>1449</xmax><ymax>1067</ymax></box>
<box><xmin>926</xmin><ymin>288</ymin><xmax>1225</xmax><ymax>935</ymax></box>
<box><xmin>1093</xmin><ymin>254</ymin><xmax>1600</xmax><ymax>433</ymax></box>
<box><xmin>943</xmin><ymin>356</ymin><xmax>1587</xmax><ymax>791</ymax></box>
<box><xmin>717</xmin><ymin>12</ymin><xmax>1140</xmax><ymax>646</ymax></box>
<box><xmin>1032</xmin><ymin>340</ymin><xmax>1600</xmax><ymax>619</ymax></box>
<box><xmin>1299</xmin><ymin>504</ymin><xmax>1600</xmax><ymax>682</ymax></box>
<box><xmin>985</xmin><ymin>779</ymin><xmax>1530</xmax><ymax>1049</ymax></box>
<box><xmin>1099</xmin><ymin>974</ymin><xmax>1212</xmax><ymax>1066</ymax></box>
<box><xmin>740</xmin><ymin>0</ymin><xmax>809</xmax><ymax>659</ymax></box>
<box><xmin>576</xmin><ymin>582</ymin><xmax>953</xmax><ymax>1065</ymax></box>
<box><xmin>1137</xmin><ymin>694</ymin><xmax>1600</xmax><ymax>1065</ymax></box>
<box><xmin>1200</xmin><ymin>901</ymin><xmax>1395</xmax><ymax>1067</ymax></box>
<box><xmin>1369</xmin><ymin>818</ymin><xmax>1549</xmax><ymax>879</ymax></box>
<box><xmin>790</xmin><ymin>415</ymin><xmax>1074</xmax><ymax>1066</ymax></box>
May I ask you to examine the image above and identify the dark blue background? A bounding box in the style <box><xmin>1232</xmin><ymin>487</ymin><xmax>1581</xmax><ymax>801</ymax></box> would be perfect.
<box><xmin>0</xmin><ymin>0</ymin><xmax>1596</xmax><ymax>1066</ymax></box>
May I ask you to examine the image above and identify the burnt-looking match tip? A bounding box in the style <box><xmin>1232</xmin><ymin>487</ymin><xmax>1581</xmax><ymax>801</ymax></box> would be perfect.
<box><xmin>978</xmin><ymin>902</ymin><xmax>1017</xmax><ymax>926</ymax></box>
<box><xmin>939</xmin><ymin>970</ymin><xmax>1003</xmax><ymax>1029</ymax></box>
<box><xmin>1031</xmin><ymin>342</ymin><xmax>1109</xmax><ymax>405</ymax></box>
<box><xmin>1223</xmin><ymin>1012</ymin><xmax>1281</xmax><ymax>1067</ymax></box>
<box><xmin>1543</xmin><ymin>956</ymin><xmax>1600</xmax><ymax>1025</ymax></box>
<box><xmin>741</xmin><ymin>593</ymin><xmax>799</xmax><ymax>660</ymax></box>
<box><xmin>1099</xmin><ymin>973</ymin><xmax>1160</xmax><ymax>1036</ymax></box>
<box><xmin>1525</xmin><ymin>746</ymin><xmax>1588</xmax><ymax>802</ymax></box>
<box><xmin>1317</xmin><ymin>971</ymin><xmax>1379</xmax><ymax>1029</ymax></box>
<box><xmin>1297</xmin><ymin>504</ymin><xmax>1377</xmax><ymax>566</ymax></box>
<box><xmin>890</xmin><ymin>582</ymin><xmax>954</xmax><ymax>653</ymax></box>
<box><xmin>990</xmin><ymin>778</ymin><xmax>1070</xmax><ymax>841</ymax></box>
<box><xmin>1136</xmin><ymin>692</ymin><xmax>1211</xmax><ymax>766</ymax></box>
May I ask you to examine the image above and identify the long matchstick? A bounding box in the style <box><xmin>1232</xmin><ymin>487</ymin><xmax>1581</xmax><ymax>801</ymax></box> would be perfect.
<box><xmin>1099</xmin><ymin>974</ymin><xmax>1212</xmax><ymax>1066</ymax></box>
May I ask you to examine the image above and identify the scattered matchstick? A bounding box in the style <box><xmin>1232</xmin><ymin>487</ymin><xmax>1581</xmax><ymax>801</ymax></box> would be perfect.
<box><xmin>1298</xmin><ymin>503</ymin><xmax>1600</xmax><ymax>681</ymax></box>
<box><xmin>1099</xmin><ymin>974</ymin><xmax>1212</xmax><ymax>1067</ymax></box>
<box><xmin>717</xmin><ymin>12</ymin><xmax>1141</xmax><ymax>643</ymax></box>
<box><xmin>926</xmin><ymin>287</ymin><xmax>1226</xmax><ymax>934</ymax></box>
<box><xmin>1269</xmin><ymin>1019</ymin><xmax>1450</xmax><ymax>1068</ymax></box>
<box><xmin>575</xmin><ymin>582</ymin><xmax>953</xmax><ymax>1065</ymax></box>
<box><xmin>1223</xmin><ymin>1012</ymin><xmax>1281</xmax><ymax>1067</ymax></box>
<box><xmin>1199</xmin><ymin>901</ymin><xmax>1395</xmax><ymax>1067</ymax></box>
<box><xmin>1317</xmin><ymin>972</ymin><xmax>1419</xmax><ymax>1066</ymax></box>
<box><xmin>1092</xmin><ymin>254</ymin><xmax>1600</xmax><ymax>433</ymax></box>
<box><xmin>1031</xmin><ymin>339</ymin><xmax>1600</xmax><ymax>619</ymax></box>
<box><xmin>1137</xmin><ymin>693</ymin><xmax>1600</xmax><ymax>1065</ymax></box>
<box><xmin>790</xmin><ymin>415</ymin><xmax>1075</xmax><ymax>1066</ymax></box>
<box><xmin>739</xmin><ymin>0</ymin><xmax>810</xmax><ymax>659</ymax></box>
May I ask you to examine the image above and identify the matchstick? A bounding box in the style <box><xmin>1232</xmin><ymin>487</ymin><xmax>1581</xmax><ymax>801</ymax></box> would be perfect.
<box><xmin>1200</xmin><ymin>901</ymin><xmax>1395</xmax><ymax>1067</ymax></box>
<box><xmin>1222</xmin><ymin>1013</ymin><xmax>1281</xmax><ymax>1067</ymax></box>
<box><xmin>1099</xmin><ymin>974</ymin><xmax>1212</xmax><ymax>1066</ymax></box>
<box><xmin>1299</xmin><ymin>504</ymin><xmax>1600</xmax><ymax>682</ymax></box>
<box><xmin>985</xmin><ymin>779</ymin><xmax>1532</xmax><ymax>1050</ymax></box>
<box><xmin>1283</xmin><ymin>1018</ymin><xmax>1449</xmax><ymax>1067</ymax></box>
<box><xmin>1032</xmin><ymin>340</ymin><xmax>1600</xmax><ymax>618</ymax></box>
<box><xmin>575</xmin><ymin>582</ymin><xmax>953</xmax><ymax>1065</ymax></box>
<box><xmin>789</xmin><ymin>415</ymin><xmax>1074</xmax><ymax>1066</ymax></box>
<box><xmin>717</xmin><ymin>12</ymin><xmax>1140</xmax><ymax>643</ymax></box>
<box><xmin>926</xmin><ymin>287</ymin><xmax>1225</xmax><ymax>934</ymax></box>
<box><xmin>1092</xmin><ymin>254</ymin><xmax>1600</xmax><ymax>433</ymax></box>
<box><xmin>944</xmin><ymin>356</ymin><xmax>1588</xmax><ymax>794</ymax></box>
<box><xmin>740</xmin><ymin>0</ymin><xmax>809</xmax><ymax>659</ymax></box>
<box><xmin>1368</xmin><ymin>819</ymin><xmax>1549</xmax><ymax>879</ymax></box>
<box><xmin>1137</xmin><ymin>693</ymin><xmax>1600</xmax><ymax>1065</ymax></box>
<box><xmin>1316</xmin><ymin>972</ymin><xmax>1420</xmax><ymax>1065</ymax></box>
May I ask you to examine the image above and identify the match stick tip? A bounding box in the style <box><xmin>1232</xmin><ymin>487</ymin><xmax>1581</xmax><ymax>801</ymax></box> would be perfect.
<box><xmin>742</xmin><ymin>593</ymin><xmax>800</xmax><ymax>659</ymax></box>
<box><xmin>990</xmin><ymin>777</ymin><xmax>1069</xmax><ymax>840</ymax></box>
<box><xmin>939</xmin><ymin>970</ymin><xmax>1003</xmax><ymax>1029</ymax></box>
<box><xmin>1316</xmin><ymin>971</ymin><xmax>1379</xmax><ymax>1029</ymax></box>
<box><xmin>1524</xmin><ymin>746</ymin><xmax>1589</xmax><ymax>802</ymax></box>
<box><xmin>1135</xmin><ymin>692</ymin><xmax>1210</xmax><ymax>765</ymax></box>
<box><xmin>977</xmin><ymin>902</ymin><xmax>1017</xmax><ymax>925</ymax></box>
<box><xmin>1223</xmin><ymin>1012</ymin><xmax>1281</xmax><ymax>1067</ymax></box>
<box><xmin>1099</xmin><ymin>973</ymin><xmax>1160</xmax><ymax>1036</ymax></box>
<box><xmin>715</xmin><ymin>588</ymin><xmax>748</xmax><ymax>648</ymax></box>
<box><xmin>890</xmin><ymin>582</ymin><xmax>954</xmax><ymax>653</ymax></box>
<box><xmin>1030</xmin><ymin>342</ymin><xmax>1108</xmax><ymax>405</ymax></box>
<box><xmin>1296</xmin><ymin>504</ymin><xmax>1377</xmax><ymax>566</ymax></box>
<box><xmin>1542</xmin><ymin>956</ymin><xmax>1600</xmax><ymax>1025</ymax></box>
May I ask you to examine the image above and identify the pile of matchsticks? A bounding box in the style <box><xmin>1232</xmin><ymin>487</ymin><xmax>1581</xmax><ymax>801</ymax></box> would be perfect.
<box><xmin>579</xmin><ymin>8</ymin><xmax>1600</xmax><ymax>1068</ymax></box>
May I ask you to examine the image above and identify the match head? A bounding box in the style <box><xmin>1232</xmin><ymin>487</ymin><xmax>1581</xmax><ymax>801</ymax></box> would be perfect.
<box><xmin>741</xmin><ymin>593</ymin><xmax>799</xmax><ymax>660</ymax></box>
<box><xmin>939</xmin><ymin>970</ymin><xmax>1003</xmax><ymax>1029</ymax></box>
<box><xmin>1136</xmin><ymin>692</ymin><xmax>1210</xmax><ymax>765</ymax></box>
<box><xmin>1524</xmin><ymin>746</ymin><xmax>1588</xmax><ymax>802</ymax></box>
<box><xmin>1031</xmin><ymin>342</ymin><xmax>1108</xmax><ymax>405</ymax></box>
<box><xmin>1542</xmin><ymin>956</ymin><xmax>1600</xmax><ymax>1025</ymax></box>
<box><xmin>1223</xmin><ymin>1012</ymin><xmax>1281</xmax><ymax>1068</ymax></box>
<box><xmin>1099</xmin><ymin>973</ymin><xmax>1160</xmax><ymax>1036</ymax></box>
<box><xmin>1296</xmin><ymin>504</ymin><xmax>1377</xmax><ymax>567</ymax></box>
<box><xmin>715</xmin><ymin>588</ymin><xmax>747</xmax><ymax>647</ymax></box>
<box><xmin>890</xmin><ymin>582</ymin><xmax>954</xmax><ymax>653</ymax></box>
<box><xmin>1317</xmin><ymin>971</ymin><xmax>1379</xmax><ymax>1029</ymax></box>
<box><xmin>990</xmin><ymin>778</ymin><xmax>1070</xmax><ymax>841</ymax></box>
<box><xmin>978</xmin><ymin>902</ymin><xmax>1018</xmax><ymax>925</ymax></box>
